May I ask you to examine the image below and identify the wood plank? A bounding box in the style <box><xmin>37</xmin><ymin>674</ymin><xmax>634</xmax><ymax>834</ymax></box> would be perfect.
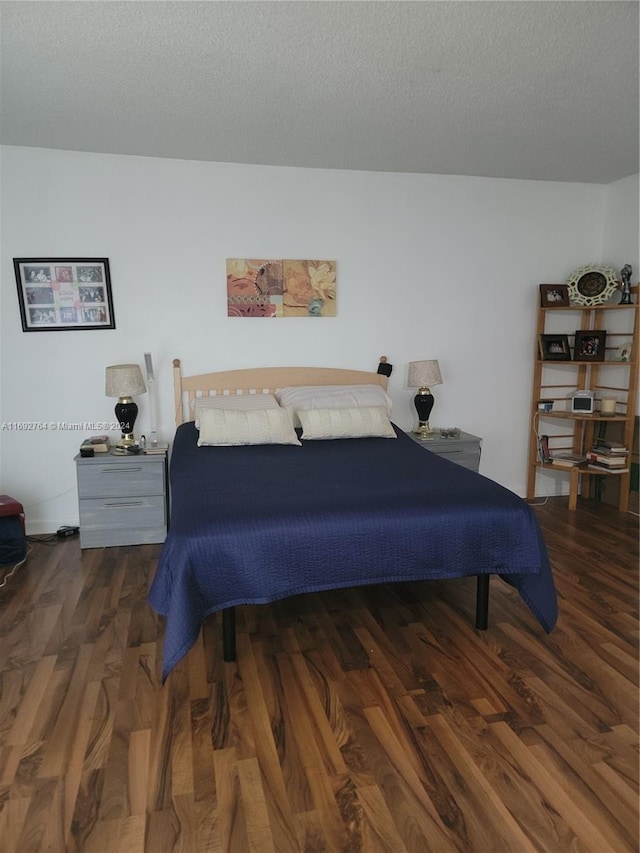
<box><xmin>236</xmin><ymin>757</ymin><xmax>277</xmax><ymax>853</ymax></box>
<box><xmin>490</xmin><ymin>720</ymin><xmax>627</xmax><ymax>852</ymax></box>
<box><xmin>235</xmin><ymin>636</ymin><xmax>298</xmax><ymax>852</ymax></box>
<box><xmin>5</xmin><ymin>656</ymin><xmax>57</xmax><ymax>747</ymax></box>
<box><xmin>362</xmin><ymin>704</ymin><xmax>458</xmax><ymax>849</ymax></box>
<box><xmin>535</xmin><ymin>723</ymin><xmax>638</xmax><ymax>847</ymax></box>
<box><xmin>426</xmin><ymin>713</ymin><xmax>538</xmax><ymax>852</ymax></box>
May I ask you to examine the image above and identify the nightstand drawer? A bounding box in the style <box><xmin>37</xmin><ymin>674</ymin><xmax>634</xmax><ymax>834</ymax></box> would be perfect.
<box><xmin>406</xmin><ymin>430</ymin><xmax>482</xmax><ymax>473</ymax></box>
<box><xmin>429</xmin><ymin>446</ymin><xmax>481</xmax><ymax>471</ymax></box>
<box><xmin>77</xmin><ymin>460</ymin><xmax>165</xmax><ymax>498</ymax></box>
<box><xmin>78</xmin><ymin>495</ymin><xmax>166</xmax><ymax>548</ymax></box>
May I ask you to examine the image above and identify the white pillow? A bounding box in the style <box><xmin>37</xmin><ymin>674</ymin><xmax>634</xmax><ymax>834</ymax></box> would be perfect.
<box><xmin>276</xmin><ymin>384</ymin><xmax>392</xmax><ymax>428</ymax></box>
<box><xmin>197</xmin><ymin>407</ymin><xmax>301</xmax><ymax>447</ymax></box>
<box><xmin>298</xmin><ymin>406</ymin><xmax>397</xmax><ymax>441</ymax></box>
<box><xmin>192</xmin><ymin>393</ymin><xmax>280</xmax><ymax>428</ymax></box>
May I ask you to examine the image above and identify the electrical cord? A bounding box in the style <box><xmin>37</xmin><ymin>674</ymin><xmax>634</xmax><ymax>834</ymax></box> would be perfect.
<box><xmin>22</xmin><ymin>486</ymin><xmax>76</xmax><ymax>507</ymax></box>
<box><xmin>528</xmin><ymin>411</ymin><xmax>550</xmax><ymax>506</ymax></box>
<box><xmin>0</xmin><ymin>526</ymin><xmax>80</xmax><ymax>590</ymax></box>
<box><xmin>0</xmin><ymin>545</ymin><xmax>32</xmax><ymax>590</ymax></box>
<box><xmin>26</xmin><ymin>533</ymin><xmax>59</xmax><ymax>545</ymax></box>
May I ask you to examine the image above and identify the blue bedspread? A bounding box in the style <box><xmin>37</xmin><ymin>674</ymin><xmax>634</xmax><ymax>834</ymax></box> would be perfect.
<box><xmin>149</xmin><ymin>423</ymin><xmax>557</xmax><ymax>678</ymax></box>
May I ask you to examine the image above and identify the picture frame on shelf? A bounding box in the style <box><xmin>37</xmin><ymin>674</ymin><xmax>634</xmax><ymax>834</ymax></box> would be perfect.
<box><xmin>573</xmin><ymin>329</ymin><xmax>606</xmax><ymax>362</ymax></box>
<box><xmin>539</xmin><ymin>333</ymin><xmax>571</xmax><ymax>361</ymax></box>
<box><xmin>13</xmin><ymin>258</ymin><xmax>115</xmax><ymax>332</ymax></box>
<box><xmin>614</xmin><ymin>341</ymin><xmax>632</xmax><ymax>362</ymax></box>
<box><xmin>539</xmin><ymin>284</ymin><xmax>570</xmax><ymax>308</ymax></box>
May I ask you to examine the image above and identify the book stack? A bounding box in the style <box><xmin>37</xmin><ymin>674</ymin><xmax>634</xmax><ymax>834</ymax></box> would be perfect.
<box><xmin>538</xmin><ymin>435</ymin><xmax>551</xmax><ymax>463</ymax></box>
<box><xmin>593</xmin><ymin>438</ymin><xmax>627</xmax><ymax>455</ymax></box>
<box><xmin>587</xmin><ymin>439</ymin><xmax>628</xmax><ymax>473</ymax></box>
<box><xmin>550</xmin><ymin>453</ymin><xmax>586</xmax><ymax>469</ymax></box>
<box><xmin>144</xmin><ymin>441</ymin><xmax>169</xmax><ymax>455</ymax></box>
<box><xmin>80</xmin><ymin>434</ymin><xmax>110</xmax><ymax>453</ymax></box>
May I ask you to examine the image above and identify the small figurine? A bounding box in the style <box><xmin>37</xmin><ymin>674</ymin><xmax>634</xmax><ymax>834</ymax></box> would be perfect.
<box><xmin>620</xmin><ymin>263</ymin><xmax>633</xmax><ymax>305</ymax></box>
<box><xmin>377</xmin><ymin>356</ymin><xmax>393</xmax><ymax>377</ymax></box>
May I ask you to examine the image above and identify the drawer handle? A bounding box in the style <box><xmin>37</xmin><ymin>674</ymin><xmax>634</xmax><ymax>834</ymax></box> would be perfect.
<box><xmin>104</xmin><ymin>500</ymin><xmax>145</xmax><ymax>507</ymax></box>
<box><xmin>101</xmin><ymin>467</ymin><xmax>143</xmax><ymax>473</ymax></box>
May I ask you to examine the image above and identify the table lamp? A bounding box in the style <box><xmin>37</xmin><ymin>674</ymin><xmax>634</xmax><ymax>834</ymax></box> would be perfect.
<box><xmin>105</xmin><ymin>363</ymin><xmax>146</xmax><ymax>449</ymax></box>
<box><xmin>408</xmin><ymin>359</ymin><xmax>442</xmax><ymax>438</ymax></box>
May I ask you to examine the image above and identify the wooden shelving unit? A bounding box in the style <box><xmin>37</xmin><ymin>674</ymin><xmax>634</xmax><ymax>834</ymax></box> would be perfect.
<box><xmin>527</xmin><ymin>286</ymin><xmax>638</xmax><ymax>512</ymax></box>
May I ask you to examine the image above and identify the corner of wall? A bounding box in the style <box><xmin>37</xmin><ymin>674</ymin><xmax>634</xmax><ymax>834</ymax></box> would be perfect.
<box><xmin>601</xmin><ymin>173</ymin><xmax>640</xmax><ymax>272</ymax></box>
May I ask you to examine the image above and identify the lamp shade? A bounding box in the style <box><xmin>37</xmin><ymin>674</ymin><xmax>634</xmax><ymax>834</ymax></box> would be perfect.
<box><xmin>408</xmin><ymin>360</ymin><xmax>442</xmax><ymax>388</ymax></box>
<box><xmin>105</xmin><ymin>364</ymin><xmax>146</xmax><ymax>398</ymax></box>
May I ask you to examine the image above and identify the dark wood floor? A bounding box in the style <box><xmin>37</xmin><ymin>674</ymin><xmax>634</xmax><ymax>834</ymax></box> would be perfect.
<box><xmin>0</xmin><ymin>497</ymin><xmax>637</xmax><ymax>852</ymax></box>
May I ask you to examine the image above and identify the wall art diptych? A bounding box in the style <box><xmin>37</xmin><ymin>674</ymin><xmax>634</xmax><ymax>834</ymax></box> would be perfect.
<box><xmin>227</xmin><ymin>258</ymin><xmax>336</xmax><ymax>317</ymax></box>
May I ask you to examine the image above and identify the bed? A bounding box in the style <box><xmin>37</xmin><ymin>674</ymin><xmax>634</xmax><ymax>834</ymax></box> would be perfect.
<box><xmin>149</xmin><ymin>359</ymin><xmax>557</xmax><ymax>680</ymax></box>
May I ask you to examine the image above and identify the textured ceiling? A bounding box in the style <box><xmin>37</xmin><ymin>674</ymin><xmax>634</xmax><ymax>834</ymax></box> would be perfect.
<box><xmin>1</xmin><ymin>1</ymin><xmax>638</xmax><ymax>183</ymax></box>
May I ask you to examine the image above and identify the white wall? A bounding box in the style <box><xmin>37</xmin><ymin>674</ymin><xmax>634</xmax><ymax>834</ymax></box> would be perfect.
<box><xmin>602</xmin><ymin>174</ymin><xmax>639</xmax><ymax>275</ymax></box>
<box><xmin>602</xmin><ymin>173</ymin><xmax>640</xmax><ymax>416</ymax></box>
<box><xmin>0</xmin><ymin>146</ymin><xmax>614</xmax><ymax>532</ymax></box>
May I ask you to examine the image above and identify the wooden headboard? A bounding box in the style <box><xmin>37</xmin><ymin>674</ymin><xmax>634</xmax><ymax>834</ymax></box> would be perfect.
<box><xmin>173</xmin><ymin>358</ymin><xmax>390</xmax><ymax>426</ymax></box>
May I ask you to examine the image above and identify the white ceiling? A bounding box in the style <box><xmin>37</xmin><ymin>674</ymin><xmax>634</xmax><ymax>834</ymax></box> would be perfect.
<box><xmin>1</xmin><ymin>1</ymin><xmax>638</xmax><ymax>184</ymax></box>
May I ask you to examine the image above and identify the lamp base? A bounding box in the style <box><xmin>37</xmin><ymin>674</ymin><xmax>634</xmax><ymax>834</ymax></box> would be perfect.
<box><xmin>413</xmin><ymin>422</ymin><xmax>434</xmax><ymax>440</ymax></box>
<box><xmin>413</xmin><ymin>389</ymin><xmax>435</xmax><ymax>440</ymax></box>
<box><xmin>116</xmin><ymin>433</ymin><xmax>136</xmax><ymax>450</ymax></box>
<box><xmin>114</xmin><ymin>397</ymin><xmax>139</xmax><ymax>449</ymax></box>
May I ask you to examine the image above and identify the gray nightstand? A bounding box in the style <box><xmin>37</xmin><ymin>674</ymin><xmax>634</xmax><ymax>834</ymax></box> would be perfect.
<box><xmin>75</xmin><ymin>449</ymin><xmax>168</xmax><ymax>548</ymax></box>
<box><xmin>406</xmin><ymin>430</ymin><xmax>482</xmax><ymax>472</ymax></box>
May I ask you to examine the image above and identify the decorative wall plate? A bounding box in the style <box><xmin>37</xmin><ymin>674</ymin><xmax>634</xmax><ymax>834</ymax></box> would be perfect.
<box><xmin>566</xmin><ymin>264</ymin><xmax>618</xmax><ymax>307</ymax></box>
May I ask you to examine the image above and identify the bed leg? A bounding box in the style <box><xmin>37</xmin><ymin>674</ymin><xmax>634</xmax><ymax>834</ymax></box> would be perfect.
<box><xmin>475</xmin><ymin>574</ymin><xmax>489</xmax><ymax>630</ymax></box>
<box><xmin>222</xmin><ymin>607</ymin><xmax>237</xmax><ymax>661</ymax></box>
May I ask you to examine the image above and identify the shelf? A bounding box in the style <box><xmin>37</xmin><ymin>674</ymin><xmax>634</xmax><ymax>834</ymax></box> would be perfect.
<box><xmin>537</xmin><ymin>359</ymin><xmax>635</xmax><ymax>366</ymax></box>
<box><xmin>541</xmin><ymin>304</ymin><xmax>636</xmax><ymax>312</ymax></box>
<box><xmin>534</xmin><ymin>462</ymin><xmax>627</xmax><ymax>476</ymax></box>
<box><xmin>528</xmin><ymin>289</ymin><xmax>638</xmax><ymax>512</ymax></box>
<box><xmin>536</xmin><ymin>412</ymin><xmax>628</xmax><ymax>422</ymax></box>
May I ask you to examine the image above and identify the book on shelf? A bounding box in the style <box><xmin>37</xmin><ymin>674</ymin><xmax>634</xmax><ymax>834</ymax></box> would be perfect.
<box><xmin>594</xmin><ymin>436</ymin><xmax>626</xmax><ymax>448</ymax></box>
<box><xmin>538</xmin><ymin>434</ymin><xmax>551</xmax><ymax>463</ymax></box>
<box><xmin>586</xmin><ymin>451</ymin><xmax>627</xmax><ymax>467</ymax></box>
<box><xmin>550</xmin><ymin>453</ymin><xmax>586</xmax><ymax>468</ymax></box>
<box><xmin>80</xmin><ymin>435</ymin><xmax>110</xmax><ymax>453</ymax></box>
<box><xmin>593</xmin><ymin>440</ymin><xmax>627</xmax><ymax>454</ymax></box>
<box><xmin>588</xmin><ymin>463</ymin><xmax>629</xmax><ymax>474</ymax></box>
